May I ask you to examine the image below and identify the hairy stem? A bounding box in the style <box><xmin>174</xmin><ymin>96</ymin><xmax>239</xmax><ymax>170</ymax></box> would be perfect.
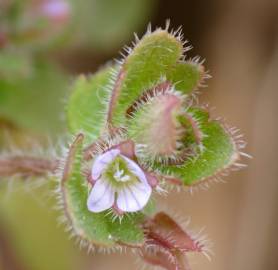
<box><xmin>0</xmin><ymin>156</ymin><xmax>58</xmax><ymax>178</ymax></box>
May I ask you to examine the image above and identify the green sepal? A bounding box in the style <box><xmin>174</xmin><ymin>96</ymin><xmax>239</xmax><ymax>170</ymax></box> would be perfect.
<box><xmin>61</xmin><ymin>134</ymin><xmax>146</xmax><ymax>247</ymax></box>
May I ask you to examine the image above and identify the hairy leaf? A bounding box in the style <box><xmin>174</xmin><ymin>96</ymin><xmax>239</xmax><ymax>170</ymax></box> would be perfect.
<box><xmin>166</xmin><ymin>61</ymin><xmax>204</xmax><ymax>95</ymax></box>
<box><xmin>109</xmin><ymin>29</ymin><xmax>183</xmax><ymax>125</ymax></box>
<box><xmin>156</xmin><ymin>108</ymin><xmax>239</xmax><ymax>186</ymax></box>
<box><xmin>67</xmin><ymin>66</ymin><xmax>113</xmax><ymax>144</ymax></box>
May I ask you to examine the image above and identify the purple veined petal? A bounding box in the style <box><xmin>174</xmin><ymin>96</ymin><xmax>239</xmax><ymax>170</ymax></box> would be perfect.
<box><xmin>87</xmin><ymin>179</ymin><xmax>115</xmax><ymax>213</ymax></box>
<box><xmin>120</xmin><ymin>155</ymin><xmax>148</xmax><ymax>185</ymax></box>
<box><xmin>91</xmin><ymin>149</ymin><xmax>120</xmax><ymax>181</ymax></box>
<box><xmin>116</xmin><ymin>182</ymin><xmax>152</xmax><ymax>212</ymax></box>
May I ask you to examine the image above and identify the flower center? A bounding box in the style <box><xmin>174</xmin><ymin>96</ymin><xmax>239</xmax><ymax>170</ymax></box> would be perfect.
<box><xmin>113</xmin><ymin>168</ymin><xmax>130</xmax><ymax>182</ymax></box>
<box><xmin>104</xmin><ymin>156</ymin><xmax>136</xmax><ymax>187</ymax></box>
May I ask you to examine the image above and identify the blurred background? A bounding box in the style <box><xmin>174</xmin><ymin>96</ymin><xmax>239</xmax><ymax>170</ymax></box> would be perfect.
<box><xmin>0</xmin><ymin>0</ymin><xmax>278</xmax><ymax>269</ymax></box>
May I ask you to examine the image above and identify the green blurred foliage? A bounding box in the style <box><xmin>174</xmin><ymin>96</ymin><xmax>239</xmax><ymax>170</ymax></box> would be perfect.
<box><xmin>0</xmin><ymin>182</ymin><xmax>83</xmax><ymax>270</ymax></box>
<box><xmin>68</xmin><ymin>0</ymin><xmax>156</xmax><ymax>51</ymax></box>
<box><xmin>0</xmin><ymin>59</ymin><xmax>68</xmax><ymax>134</ymax></box>
<box><xmin>0</xmin><ymin>51</ymin><xmax>33</xmax><ymax>80</ymax></box>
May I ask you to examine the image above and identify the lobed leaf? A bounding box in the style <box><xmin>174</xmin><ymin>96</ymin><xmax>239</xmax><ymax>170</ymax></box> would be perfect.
<box><xmin>155</xmin><ymin>108</ymin><xmax>239</xmax><ymax>186</ymax></box>
<box><xmin>166</xmin><ymin>61</ymin><xmax>204</xmax><ymax>95</ymax></box>
<box><xmin>109</xmin><ymin>29</ymin><xmax>183</xmax><ymax>126</ymax></box>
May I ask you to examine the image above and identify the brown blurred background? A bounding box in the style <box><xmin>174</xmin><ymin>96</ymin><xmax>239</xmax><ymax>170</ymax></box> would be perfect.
<box><xmin>1</xmin><ymin>0</ymin><xmax>278</xmax><ymax>269</ymax></box>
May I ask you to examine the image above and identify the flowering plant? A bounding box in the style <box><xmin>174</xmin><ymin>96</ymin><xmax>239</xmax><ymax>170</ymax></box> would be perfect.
<box><xmin>0</xmin><ymin>22</ymin><xmax>248</xmax><ymax>270</ymax></box>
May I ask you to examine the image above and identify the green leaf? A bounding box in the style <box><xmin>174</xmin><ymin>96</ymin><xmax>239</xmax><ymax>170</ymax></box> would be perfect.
<box><xmin>0</xmin><ymin>51</ymin><xmax>33</xmax><ymax>80</ymax></box>
<box><xmin>166</xmin><ymin>61</ymin><xmax>204</xmax><ymax>95</ymax></box>
<box><xmin>110</xmin><ymin>30</ymin><xmax>183</xmax><ymax>126</ymax></box>
<box><xmin>0</xmin><ymin>60</ymin><xmax>68</xmax><ymax>134</ymax></box>
<box><xmin>61</xmin><ymin>134</ymin><xmax>145</xmax><ymax>247</ymax></box>
<box><xmin>67</xmin><ymin>66</ymin><xmax>114</xmax><ymax>144</ymax></box>
<box><xmin>156</xmin><ymin>108</ymin><xmax>239</xmax><ymax>186</ymax></box>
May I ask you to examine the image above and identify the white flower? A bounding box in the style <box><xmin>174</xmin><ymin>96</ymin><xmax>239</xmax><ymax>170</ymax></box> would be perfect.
<box><xmin>87</xmin><ymin>149</ymin><xmax>152</xmax><ymax>213</ymax></box>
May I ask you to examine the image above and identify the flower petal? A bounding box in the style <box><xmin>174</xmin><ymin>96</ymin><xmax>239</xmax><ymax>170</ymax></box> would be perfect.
<box><xmin>116</xmin><ymin>182</ymin><xmax>152</xmax><ymax>212</ymax></box>
<box><xmin>87</xmin><ymin>179</ymin><xmax>115</xmax><ymax>213</ymax></box>
<box><xmin>91</xmin><ymin>149</ymin><xmax>120</xmax><ymax>180</ymax></box>
<box><xmin>120</xmin><ymin>155</ymin><xmax>148</xmax><ymax>185</ymax></box>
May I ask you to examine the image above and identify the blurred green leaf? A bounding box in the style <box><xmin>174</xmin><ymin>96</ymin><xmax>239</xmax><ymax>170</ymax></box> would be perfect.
<box><xmin>0</xmin><ymin>51</ymin><xmax>33</xmax><ymax>80</ymax></box>
<box><xmin>68</xmin><ymin>0</ymin><xmax>156</xmax><ymax>51</ymax></box>
<box><xmin>0</xmin><ymin>60</ymin><xmax>68</xmax><ymax>134</ymax></box>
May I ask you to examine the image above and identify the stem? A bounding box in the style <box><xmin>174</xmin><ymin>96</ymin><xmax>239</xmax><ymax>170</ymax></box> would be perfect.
<box><xmin>0</xmin><ymin>156</ymin><xmax>58</xmax><ymax>178</ymax></box>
